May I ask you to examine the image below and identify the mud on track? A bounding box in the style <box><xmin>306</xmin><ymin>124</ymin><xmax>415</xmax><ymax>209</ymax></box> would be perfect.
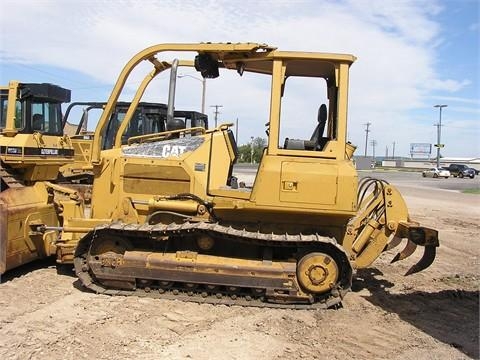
<box><xmin>0</xmin><ymin>185</ymin><xmax>478</xmax><ymax>360</ymax></box>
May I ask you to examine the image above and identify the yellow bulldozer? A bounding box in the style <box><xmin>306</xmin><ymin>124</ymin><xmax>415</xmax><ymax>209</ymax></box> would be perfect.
<box><xmin>0</xmin><ymin>81</ymin><xmax>83</xmax><ymax>277</ymax></box>
<box><xmin>50</xmin><ymin>42</ymin><xmax>438</xmax><ymax>309</ymax></box>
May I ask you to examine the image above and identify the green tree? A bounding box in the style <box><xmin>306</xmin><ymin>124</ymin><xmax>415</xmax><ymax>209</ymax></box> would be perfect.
<box><xmin>237</xmin><ymin>137</ymin><xmax>267</xmax><ymax>163</ymax></box>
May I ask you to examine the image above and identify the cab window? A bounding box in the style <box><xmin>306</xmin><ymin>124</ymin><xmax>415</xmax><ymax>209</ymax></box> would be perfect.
<box><xmin>102</xmin><ymin>109</ymin><xmax>127</xmax><ymax>149</ymax></box>
<box><xmin>0</xmin><ymin>98</ymin><xmax>7</xmax><ymax>129</ymax></box>
<box><xmin>15</xmin><ymin>101</ymin><xmax>23</xmax><ymax>129</ymax></box>
<box><xmin>146</xmin><ymin>113</ymin><xmax>166</xmax><ymax>133</ymax></box>
<box><xmin>31</xmin><ymin>102</ymin><xmax>62</xmax><ymax>135</ymax></box>
<box><xmin>279</xmin><ymin>75</ymin><xmax>332</xmax><ymax>151</ymax></box>
<box><xmin>0</xmin><ymin>98</ymin><xmax>23</xmax><ymax>130</ymax></box>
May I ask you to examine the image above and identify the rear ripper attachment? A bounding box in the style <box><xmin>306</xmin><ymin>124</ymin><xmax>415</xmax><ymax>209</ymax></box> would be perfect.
<box><xmin>389</xmin><ymin>222</ymin><xmax>439</xmax><ymax>275</ymax></box>
<box><xmin>345</xmin><ymin>177</ymin><xmax>439</xmax><ymax>275</ymax></box>
<box><xmin>74</xmin><ymin>222</ymin><xmax>353</xmax><ymax>309</ymax></box>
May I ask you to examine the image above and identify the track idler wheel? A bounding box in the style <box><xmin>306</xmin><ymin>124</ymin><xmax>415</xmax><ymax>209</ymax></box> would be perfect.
<box><xmin>297</xmin><ymin>253</ymin><xmax>339</xmax><ymax>294</ymax></box>
<box><xmin>89</xmin><ymin>236</ymin><xmax>132</xmax><ymax>256</ymax></box>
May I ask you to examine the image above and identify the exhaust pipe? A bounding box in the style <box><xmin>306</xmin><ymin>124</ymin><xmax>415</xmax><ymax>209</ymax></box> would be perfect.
<box><xmin>167</xmin><ymin>59</ymin><xmax>179</xmax><ymax>123</ymax></box>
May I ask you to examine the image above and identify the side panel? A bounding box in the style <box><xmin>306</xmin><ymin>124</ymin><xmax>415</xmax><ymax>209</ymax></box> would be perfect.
<box><xmin>280</xmin><ymin>162</ymin><xmax>337</xmax><ymax>205</ymax></box>
<box><xmin>123</xmin><ymin>163</ymin><xmax>190</xmax><ymax>195</ymax></box>
<box><xmin>252</xmin><ymin>154</ymin><xmax>357</xmax><ymax>214</ymax></box>
<box><xmin>90</xmin><ymin>135</ymin><xmax>214</xmax><ymax>221</ymax></box>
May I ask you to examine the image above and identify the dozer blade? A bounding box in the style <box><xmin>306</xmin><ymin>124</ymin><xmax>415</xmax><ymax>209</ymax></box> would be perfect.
<box><xmin>384</xmin><ymin>235</ymin><xmax>403</xmax><ymax>251</ymax></box>
<box><xmin>390</xmin><ymin>239</ymin><xmax>416</xmax><ymax>263</ymax></box>
<box><xmin>404</xmin><ymin>246</ymin><xmax>437</xmax><ymax>276</ymax></box>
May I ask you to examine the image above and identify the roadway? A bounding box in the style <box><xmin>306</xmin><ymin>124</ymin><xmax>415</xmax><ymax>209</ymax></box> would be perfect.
<box><xmin>362</xmin><ymin>170</ymin><xmax>479</xmax><ymax>192</ymax></box>
<box><xmin>233</xmin><ymin>164</ymin><xmax>480</xmax><ymax>192</ymax></box>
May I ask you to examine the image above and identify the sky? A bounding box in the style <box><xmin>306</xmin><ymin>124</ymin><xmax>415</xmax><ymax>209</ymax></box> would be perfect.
<box><xmin>0</xmin><ymin>0</ymin><xmax>479</xmax><ymax>158</ymax></box>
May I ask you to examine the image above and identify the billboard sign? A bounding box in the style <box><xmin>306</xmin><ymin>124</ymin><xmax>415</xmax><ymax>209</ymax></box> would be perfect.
<box><xmin>410</xmin><ymin>143</ymin><xmax>432</xmax><ymax>157</ymax></box>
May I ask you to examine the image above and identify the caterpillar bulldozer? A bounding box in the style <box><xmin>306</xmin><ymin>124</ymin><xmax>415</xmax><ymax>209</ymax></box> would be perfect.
<box><xmin>0</xmin><ymin>81</ymin><xmax>84</xmax><ymax>277</ymax></box>
<box><xmin>45</xmin><ymin>43</ymin><xmax>438</xmax><ymax>308</ymax></box>
<box><xmin>60</xmin><ymin>101</ymin><xmax>208</xmax><ymax>183</ymax></box>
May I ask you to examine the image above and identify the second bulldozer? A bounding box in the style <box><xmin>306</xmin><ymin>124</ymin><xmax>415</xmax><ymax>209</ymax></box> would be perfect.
<box><xmin>0</xmin><ymin>81</ymin><xmax>83</xmax><ymax>276</ymax></box>
<box><xmin>60</xmin><ymin>101</ymin><xmax>208</xmax><ymax>183</ymax></box>
<box><xmin>52</xmin><ymin>43</ymin><xmax>439</xmax><ymax>308</ymax></box>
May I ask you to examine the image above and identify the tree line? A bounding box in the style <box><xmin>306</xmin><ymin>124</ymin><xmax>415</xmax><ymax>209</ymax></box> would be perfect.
<box><xmin>237</xmin><ymin>137</ymin><xmax>267</xmax><ymax>164</ymax></box>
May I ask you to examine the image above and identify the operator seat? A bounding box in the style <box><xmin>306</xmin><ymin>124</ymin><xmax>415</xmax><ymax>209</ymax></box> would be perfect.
<box><xmin>283</xmin><ymin>104</ymin><xmax>329</xmax><ymax>151</ymax></box>
<box><xmin>310</xmin><ymin>104</ymin><xmax>328</xmax><ymax>150</ymax></box>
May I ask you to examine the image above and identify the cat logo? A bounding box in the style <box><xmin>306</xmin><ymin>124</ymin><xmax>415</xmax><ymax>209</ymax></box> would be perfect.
<box><xmin>161</xmin><ymin>145</ymin><xmax>187</xmax><ymax>157</ymax></box>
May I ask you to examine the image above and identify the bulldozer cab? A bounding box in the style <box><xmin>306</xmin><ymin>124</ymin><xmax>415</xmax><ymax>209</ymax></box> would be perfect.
<box><xmin>63</xmin><ymin>101</ymin><xmax>208</xmax><ymax>149</ymax></box>
<box><xmin>101</xmin><ymin>102</ymin><xmax>170</xmax><ymax>150</ymax></box>
<box><xmin>1</xmin><ymin>81</ymin><xmax>69</xmax><ymax>136</ymax></box>
<box><xmin>0</xmin><ymin>81</ymin><xmax>73</xmax><ymax>184</ymax></box>
<box><xmin>90</xmin><ymin>44</ymin><xmax>355</xmax><ymax>161</ymax></box>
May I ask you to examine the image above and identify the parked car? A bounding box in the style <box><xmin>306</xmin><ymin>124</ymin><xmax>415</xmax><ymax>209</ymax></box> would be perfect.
<box><xmin>444</xmin><ymin>164</ymin><xmax>476</xmax><ymax>179</ymax></box>
<box><xmin>422</xmin><ymin>168</ymin><xmax>451</xmax><ymax>178</ymax></box>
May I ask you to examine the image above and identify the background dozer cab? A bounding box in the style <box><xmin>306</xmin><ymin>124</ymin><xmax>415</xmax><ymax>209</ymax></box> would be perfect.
<box><xmin>0</xmin><ymin>81</ymin><xmax>83</xmax><ymax>276</ymax></box>
<box><xmin>60</xmin><ymin>101</ymin><xmax>208</xmax><ymax>183</ymax></box>
<box><xmin>56</xmin><ymin>43</ymin><xmax>439</xmax><ymax>308</ymax></box>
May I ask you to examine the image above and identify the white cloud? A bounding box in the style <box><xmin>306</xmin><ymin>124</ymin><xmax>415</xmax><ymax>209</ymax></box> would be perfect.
<box><xmin>344</xmin><ymin>0</ymin><xmax>442</xmax><ymax>44</ymax></box>
<box><xmin>426</xmin><ymin>79</ymin><xmax>472</xmax><ymax>92</ymax></box>
<box><xmin>0</xmin><ymin>0</ymin><xmax>477</xmax><ymax>156</ymax></box>
<box><xmin>430</xmin><ymin>95</ymin><xmax>480</xmax><ymax>105</ymax></box>
<box><xmin>444</xmin><ymin>106</ymin><xmax>480</xmax><ymax>115</ymax></box>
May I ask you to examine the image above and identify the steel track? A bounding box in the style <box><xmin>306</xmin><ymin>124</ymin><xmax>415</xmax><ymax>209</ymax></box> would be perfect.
<box><xmin>74</xmin><ymin>222</ymin><xmax>353</xmax><ymax>309</ymax></box>
<box><xmin>0</xmin><ymin>163</ymin><xmax>24</xmax><ymax>189</ymax></box>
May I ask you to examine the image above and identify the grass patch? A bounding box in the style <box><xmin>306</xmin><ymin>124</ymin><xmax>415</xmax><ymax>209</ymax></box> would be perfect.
<box><xmin>462</xmin><ymin>188</ymin><xmax>480</xmax><ymax>194</ymax></box>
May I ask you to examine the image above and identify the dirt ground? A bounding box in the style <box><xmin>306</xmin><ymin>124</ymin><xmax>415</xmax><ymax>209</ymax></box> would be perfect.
<box><xmin>0</xmin><ymin>184</ymin><xmax>478</xmax><ymax>360</ymax></box>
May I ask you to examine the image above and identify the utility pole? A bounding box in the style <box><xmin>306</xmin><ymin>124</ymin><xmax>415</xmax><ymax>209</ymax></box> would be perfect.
<box><xmin>370</xmin><ymin>139</ymin><xmax>377</xmax><ymax>159</ymax></box>
<box><xmin>434</xmin><ymin>104</ymin><xmax>447</xmax><ymax>168</ymax></box>
<box><xmin>385</xmin><ymin>145</ymin><xmax>388</xmax><ymax>158</ymax></box>
<box><xmin>392</xmin><ymin>141</ymin><xmax>396</xmax><ymax>159</ymax></box>
<box><xmin>211</xmin><ymin>105</ymin><xmax>223</xmax><ymax>127</ymax></box>
<box><xmin>364</xmin><ymin>122</ymin><xmax>371</xmax><ymax>157</ymax></box>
